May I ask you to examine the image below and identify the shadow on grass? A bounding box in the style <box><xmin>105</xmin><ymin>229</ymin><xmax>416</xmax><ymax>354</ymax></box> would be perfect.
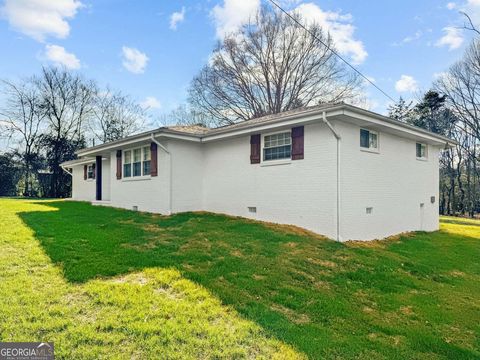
<box><xmin>19</xmin><ymin>201</ymin><xmax>480</xmax><ymax>359</ymax></box>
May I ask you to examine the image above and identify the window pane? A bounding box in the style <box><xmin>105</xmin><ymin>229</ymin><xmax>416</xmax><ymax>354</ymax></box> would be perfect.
<box><xmin>143</xmin><ymin>146</ymin><xmax>151</xmax><ymax>161</ymax></box>
<box><xmin>369</xmin><ymin>133</ymin><xmax>378</xmax><ymax>148</ymax></box>
<box><xmin>264</xmin><ymin>132</ymin><xmax>291</xmax><ymax>149</ymax></box>
<box><xmin>124</xmin><ymin>164</ymin><xmax>131</xmax><ymax>177</ymax></box>
<box><xmin>133</xmin><ymin>149</ymin><xmax>141</xmax><ymax>162</ymax></box>
<box><xmin>133</xmin><ymin>162</ymin><xmax>141</xmax><ymax>176</ymax></box>
<box><xmin>143</xmin><ymin>160</ymin><xmax>151</xmax><ymax>175</ymax></box>
<box><xmin>124</xmin><ymin>150</ymin><xmax>131</xmax><ymax>164</ymax></box>
<box><xmin>417</xmin><ymin>143</ymin><xmax>426</xmax><ymax>158</ymax></box>
<box><xmin>360</xmin><ymin>129</ymin><xmax>369</xmax><ymax>148</ymax></box>
<box><xmin>264</xmin><ymin>145</ymin><xmax>291</xmax><ymax>161</ymax></box>
<box><xmin>87</xmin><ymin>165</ymin><xmax>94</xmax><ymax>179</ymax></box>
<box><xmin>416</xmin><ymin>143</ymin><xmax>422</xmax><ymax>157</ymax></box>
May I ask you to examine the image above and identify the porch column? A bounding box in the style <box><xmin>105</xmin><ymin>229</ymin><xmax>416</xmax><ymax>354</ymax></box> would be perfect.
<box><xmin>96</xmin><ymin>155</ymin><xmax>102</xmax><ymax>201</ymax></box>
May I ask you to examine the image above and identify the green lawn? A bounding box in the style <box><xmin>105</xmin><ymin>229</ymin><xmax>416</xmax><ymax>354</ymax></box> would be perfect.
<box><xmin>1</xmin><ymin>199</ymin><xmax>479</xmax><ymax>359</ymax></box>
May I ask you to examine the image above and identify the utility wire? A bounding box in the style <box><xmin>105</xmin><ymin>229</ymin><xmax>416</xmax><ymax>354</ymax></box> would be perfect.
<box><xmin>267</xmin><ymin>0</ymin><xmax>397</xmax><ymax>103</ymax></box>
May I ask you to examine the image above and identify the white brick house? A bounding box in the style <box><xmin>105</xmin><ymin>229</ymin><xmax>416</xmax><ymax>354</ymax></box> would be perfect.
<box><xmin>61</xmin><ymin>103</ymin><xmax>455</xmax><ymax>241</ymax></box>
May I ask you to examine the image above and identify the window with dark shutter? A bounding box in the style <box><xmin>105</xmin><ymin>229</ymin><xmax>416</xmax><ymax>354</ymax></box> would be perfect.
<box><xmin>291</xmin><ymin>126</ymin><xmax>304</xmax><ymax>160</ymax></box>
<box><xmin>250</xmin><ymin>134</ymin><xmax>261</xmax><ymax>164</ymax></box>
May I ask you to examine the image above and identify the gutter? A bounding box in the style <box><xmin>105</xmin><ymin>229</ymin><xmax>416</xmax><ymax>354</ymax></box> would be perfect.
<box><xmin>151</xmin><ymin>134</ymin><xmax>173</xmax><ymax>215</ymax></box>
<box><xmin>60</xmin><ymin>166</ymin><xmax>73</xmax><ymax>176</ymax></box>
<box><xmin>322</xmin><ymin>111</ymin><xmax>341</xmax><ymax>242</ymax></box>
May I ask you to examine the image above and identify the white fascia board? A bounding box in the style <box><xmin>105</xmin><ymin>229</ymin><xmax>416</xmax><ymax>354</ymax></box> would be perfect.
<box><xmin>341</xmin><ymin>109</ymin><xmax>453</xmax><ymax>146</ymax></box>
<box><xmin>77</xmin><ymin>133</ymin><xmax>200</xmax><ymax>157</ymax></box>
<box><xmin>202</xmin><ymin>108</ymin><xmax>345</xmax><ymax>142</ymax></box>
<box><xmin>61</xmin><ymin>157</ymin><xmax>108</xmax><ymax>167</ymax></box>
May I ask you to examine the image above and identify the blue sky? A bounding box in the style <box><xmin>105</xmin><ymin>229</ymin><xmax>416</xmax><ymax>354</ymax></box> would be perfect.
<box><xmin>0</xmin><ymin>0</ymin><xmax>478</xmax><ymax>122</ymax></box>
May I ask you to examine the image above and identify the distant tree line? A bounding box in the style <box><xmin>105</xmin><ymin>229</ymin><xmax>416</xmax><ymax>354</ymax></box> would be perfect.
<box><xmin>388</xmin><ymin>40</ymin><xmax>480</xmax><ymax>217</ymax></box>
<box><xmin>0</xmin><ymin>67</ymin><xmax>146</xmax><ymax>198</ymax></box>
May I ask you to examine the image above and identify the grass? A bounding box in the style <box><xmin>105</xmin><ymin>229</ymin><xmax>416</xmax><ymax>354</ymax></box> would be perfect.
<box><xmin>0</xmin><ymin>199</ymin><xmax>479</xmax><ymax>359</ymax></box>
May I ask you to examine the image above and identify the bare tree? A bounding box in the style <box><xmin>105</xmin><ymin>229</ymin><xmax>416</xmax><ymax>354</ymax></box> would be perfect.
<box><xmin>164</xmin><ymin>104</ymin><xmax>212</xmax><ymax>127</ymax></box>
<box><xmin>188</xmin><ymin>6</ymin><xmax>361</xmax><ymax>125</ymax></box>
<box><xmin>90</xmin><ymin>88</ymin><xmax>146</xmax><ymax>143</ymax></box>
<box><xmin>460</xmin><ymin>11</ymin><xmax>480</xmax><ymax>36</ymax></box>
<box><xmin>34</xmin><ymin>67</ymin><xmax>96</xmax><ymax>197</ymax></box>
<box><xmin>0</xmin><ymin>79</ymin><xmax>44</xmax><ymax>195</ymax></box>
<box><xmin>435</xmin><ymin>40</ymin><xmax>480</xmax><ymax>216</ymax></box>
<box><xmin>436</xmin><ymin>41</ymin><xmax>480</xmax><ymax>139</ymax></box>
<box><xmin>35</xmin><ymin>66</ymin><xmax>96</xmax><ymax>142</ymax></box>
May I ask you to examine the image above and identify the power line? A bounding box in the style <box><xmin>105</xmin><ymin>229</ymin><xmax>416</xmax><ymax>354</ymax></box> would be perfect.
<box><xmin>266</xmin><ymin>0</ymin><xmax>397</xmax><ymax>103</ymax></box>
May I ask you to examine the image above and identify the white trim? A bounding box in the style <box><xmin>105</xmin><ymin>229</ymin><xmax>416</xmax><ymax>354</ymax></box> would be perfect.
<box><xmin>121</xmin><ymin>176</ymin><xmax>151</xmax><ymax>182</ymax></box>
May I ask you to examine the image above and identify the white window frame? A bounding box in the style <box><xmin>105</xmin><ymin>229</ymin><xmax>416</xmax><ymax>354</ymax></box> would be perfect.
<box><xmin>87</xmin><ymin>164</ymin><xmax>94</xmax><ymax>180</ymax></box>
<box><xmin>416</xmin><ymin>142</ymin><xmax>428</xmax><ymax>161</ymax></box>
<box><xmin>360</xmin><ymin>128</ymin><xmax>379</xmax><ymax>153</ymax></box>
<box><xmin>122</xmin><ymin>146</ymin><xmax>152</xmax><ymax>180</ymax></box>
<box><xmin>261</xmin><ymin>131</ymin><xmax>292</xmax><ymax>165</ymax></box>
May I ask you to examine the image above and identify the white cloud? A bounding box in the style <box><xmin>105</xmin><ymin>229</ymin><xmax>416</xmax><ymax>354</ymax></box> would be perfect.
<box><xmin>433</xmin><ymin>71</ymin><xmax>448</xmax><ymax>79</ymax></box>
<box><xmin>170</xmin><ymin>7</ymin><xmax>186</xmax><ymax>30</ymax></box>
<box><xmin>395</xmin><ymin>75</ymin><xmax>419</xmax><ymax>93</ymax></box>
<box><xmin>447</xmin><ymin>2</ymin><xmax>457</xmax><ymax>9</ymax></box>
<box><xmin>211</xmin><ymin>0</ymin><xmax>260</xmax><ymax>38</ymax></box>
<box><xmin>294</xmin><ymin>3</ymin><xmax>367</xmax><ymax>64</ymax></box>
<box><xmin>121</xmin><ymin>46</ymin><xmax>149</xmax><ymax>74</ymax></box>
<box><xmin>211</xmin><ymin>1</ymin><xmax>366</xmax><ymax>63</ymax></box>
<box><xmin>0</xmin><ymin>0</ymin><xmax>82</xmax><ymax>42</ymax></box>
<box><xmin>43</xmin><ymin>44</ymin><xmax>80</xmax><ymax>69</ymax></box>
<box><xmin>140</xmin><ymin>96</ymin><xmax>161</xmax><ymax>109</ymax></box>
<box><xmin>436</xmin><ymin>26</ymin><xmax>464</xmax><ymax>50</ymax></box>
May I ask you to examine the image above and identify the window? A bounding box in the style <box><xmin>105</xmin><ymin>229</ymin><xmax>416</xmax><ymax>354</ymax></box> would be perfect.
<box><xmin>143</xmin><ymin>146</ymin><xmax>151</xmax><ymax>175</ymax></box>
<box><xmin>416</xmin><ymin>143</ymin><xmax>427</xmax><ymax>159</ymax></box>
<box><xmin>123</xmin><ymin>147</ymin><xmax>151</xmax><ymax>178</ymax></box>
<box><xmin>87</xmin><ymin>164</ymin><xmax>94</xmax><ymax>179</ymax></box>
<box><xmin>133</xmin><ymin>148</ymin><xmax>141</xmax><ymax>176</ymax></box>
<box><xmin>263</xmin><ymin>132</ymin><xmax>291</xmax><ymax>161</ymax></box>
<box><xmin>124</xmin><ymin>150</ymin><xmax>132</xmax><ymax>178</ymax></box>
<box><xmin>360</xmin><ymin>129</ymin><xmax>378</xmax><ymax>150</ymax></box>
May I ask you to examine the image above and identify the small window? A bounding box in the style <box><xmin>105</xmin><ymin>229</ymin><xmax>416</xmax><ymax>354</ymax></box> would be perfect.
<box><xmin>263</xmin><ymin>132</ymin><xmax>291</xmax><ymax>161</ymax></box>
<box><xmin>124</xmin><ymin>150</ymin><xmax>132</xmax><ymax>178</ymax></box>
<box><xmin>87</xmin><ymin>164</ymin><xmax>94</xmax><ymax>179</ymax></box>
<box><xmin>416</xmin><ymin>143</ymin><xmax>427</xmax><ymax>159</ymax></box>
<box><xmin>143</xmin><ymin>146</ymin><xmax>151</xmax><ymax>176</ymax></box>
<box><xmin>360</xmin><ymin>129</ymin><xmax>378</xmax><ymax>150</ymax></box>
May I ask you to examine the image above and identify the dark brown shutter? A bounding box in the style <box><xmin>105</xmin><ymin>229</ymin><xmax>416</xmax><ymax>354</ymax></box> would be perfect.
<box><xmin>250</xmin><ymin>134</ymin><xmax>261</xmax><ymax>164</ymax></box>
<box><xmin>150</xmin><ymin>142</ymin><xmax>158</xmax><ymax>177</ymax></box>
<box><xmin>116</xmin><ymin>150</ymin><xmax>122</xmax><ymax>179</ymax></box>
<box><xmin>291</xmin><ymin>126</ymin><xmax>304</xmax><ymax>160</ymax></box>
<box><xmin>84</xmin><ymin>165</ymin><xmax>87</xmax><ymax>180</ymax></box>
<box><xmin>92</xmin><ymin>163</ymin><xmax>96</xmax><ymax>179</ymax></box>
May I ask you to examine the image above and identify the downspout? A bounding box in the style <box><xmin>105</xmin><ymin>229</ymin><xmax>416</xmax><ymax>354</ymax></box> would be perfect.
<box><xmin>322</xmin><ymin>112</ymin><xmax>342</xmax><ymax>242</ymax></box>
<box><xmin>151</xmin><ymin>134</ymin><xmax>173</xmax><ymax>215</ymax></box>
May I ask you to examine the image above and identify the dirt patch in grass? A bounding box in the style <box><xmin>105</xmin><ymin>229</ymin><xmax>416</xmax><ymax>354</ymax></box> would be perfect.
<box><xmin>306</xmin><ymin>257</ymin><xmax>337</xmax><ymax>268</ymax></box>
<box><xmin>399</xmin><ymin>306</ymin><xmax>414</xmax><ymax>316</ymax></box>
<box><xmin>270</xmin><ymin>304</ymin><xmax>311</xmax><ymax>325</ymax></box>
